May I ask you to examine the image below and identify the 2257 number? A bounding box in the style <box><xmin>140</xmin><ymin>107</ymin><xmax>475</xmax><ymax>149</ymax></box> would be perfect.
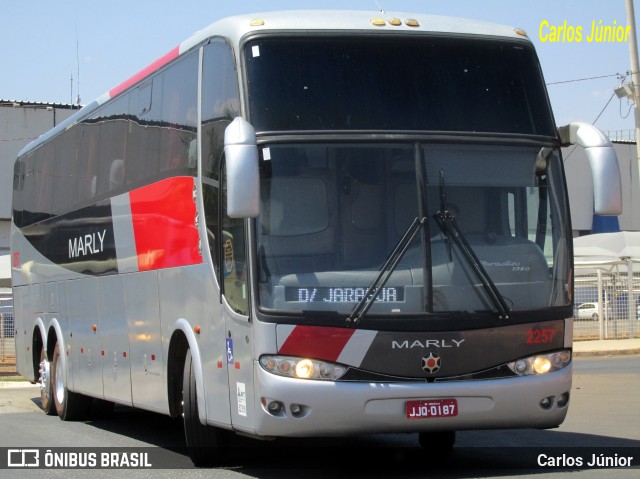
<box><xmin>526</xmin><ymin>328</ymin><xmax>556</xmax><ymax>344</ymax></box>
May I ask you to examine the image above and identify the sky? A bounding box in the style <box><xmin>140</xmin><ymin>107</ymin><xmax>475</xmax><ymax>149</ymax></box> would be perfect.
<box><xmin>2</xmin><ymin>0</ymin><xmax>639</xmax><ymax>136</ymax></box>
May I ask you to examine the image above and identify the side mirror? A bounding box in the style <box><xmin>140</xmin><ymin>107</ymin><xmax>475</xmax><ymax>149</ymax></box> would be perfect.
<box><xmin>557</xmin><ymin>122</ymin><xmax>622</xmax><ymax>215</ymax></box>
<box><xmin>224</xmin><ymin>118</ymin><xmax>260</xmax><ymax>218</ymax></box>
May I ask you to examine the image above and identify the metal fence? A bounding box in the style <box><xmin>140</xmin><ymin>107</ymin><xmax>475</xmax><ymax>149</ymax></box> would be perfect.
<box><xmin>0</xmin><ymin>293</ymin><xmax>15</xmax><ymax>364</ymax></box>
<box><xmin>573</xmin><ymin>268</ymin><xmax>640</xmax><ymax>341</ymax></box>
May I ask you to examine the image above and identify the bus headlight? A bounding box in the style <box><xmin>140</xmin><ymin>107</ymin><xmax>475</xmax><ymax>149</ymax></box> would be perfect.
<box><xmin>507</xmin><ymin>350</ymin><xmax>571</xmax><ymax>376</ymax></box>
<box><xmin>260</xmin><ymin>355</ymin><xmax>347</xmax><ymax>380</ymax></box>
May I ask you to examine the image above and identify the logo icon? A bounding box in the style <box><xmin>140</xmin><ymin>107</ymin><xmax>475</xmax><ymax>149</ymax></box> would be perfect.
<box><xmin>421</xmin><ymin>352</ymin><xmax>441</xmax><ymax>373</ymax></box>
<box><xmin>7</xmin><ymin>449</ymin><xmax>40</xmax><ymax>467</ymax></box>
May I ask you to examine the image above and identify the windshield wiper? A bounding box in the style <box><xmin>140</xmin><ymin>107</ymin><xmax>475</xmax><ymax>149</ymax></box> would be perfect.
<box><xmin>434</xmin><ymin>170</ymin><xmax>511</xmax><ymax>320</ymax></box>
<box><xmin>347</xmin><ymin>216</ymin><xmax>427</xmax><ymax>326</ymax></box>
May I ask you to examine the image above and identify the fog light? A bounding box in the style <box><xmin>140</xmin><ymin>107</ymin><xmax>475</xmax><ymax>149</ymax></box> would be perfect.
<box><xmin>539</xmin><ymin>396</ymin><xmax>554</xmax><ymax>410</ymax></box>
<box><xmin>267</xmin><ymin>400</ymin><xmax>282</xmax><ymax>414</ymax></box>
<box><xmin>557</xmin><ymin>392</ymin><xmax>570</xmax><ymax>407</ymax></box>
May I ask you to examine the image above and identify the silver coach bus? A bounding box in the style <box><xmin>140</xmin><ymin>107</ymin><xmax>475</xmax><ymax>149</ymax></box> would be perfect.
<box><xmin>11</xmin><ymin>10</ymin><xmax>621</xmax><ymax>465</ymax></box>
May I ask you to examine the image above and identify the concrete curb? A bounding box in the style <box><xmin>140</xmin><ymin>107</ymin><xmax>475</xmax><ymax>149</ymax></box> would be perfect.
<box><xmin>572</xmin><ymin>339</ymin><xmax>640</xmax><ymax>358</ymax></box>
<box><xmin>573</xmin><ymin>348</ymin><xmax>640</xmax><ymax>357</ymax></box>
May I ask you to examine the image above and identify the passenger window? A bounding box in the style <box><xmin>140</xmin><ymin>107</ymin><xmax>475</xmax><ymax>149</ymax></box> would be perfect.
<box><xmin>201</xmin><ymin>39</ymin><xmax>241</xmax><ymax>286</ymax></box>
<box><xmin>221</xmin><ymin>160</ymin><xmax>248</xmax><ymax>316</ymax></box>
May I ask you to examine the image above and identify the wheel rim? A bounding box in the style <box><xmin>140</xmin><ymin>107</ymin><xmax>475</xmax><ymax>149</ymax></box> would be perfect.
<box><xmin>39</xmin><ymin>351</ymin><xmax>50</xmax><ymax>400</ymax></box>
<box><xmin>54</xmin><ymin>354</ymin><xmax>65</xmax><ymax>406</ymax></box>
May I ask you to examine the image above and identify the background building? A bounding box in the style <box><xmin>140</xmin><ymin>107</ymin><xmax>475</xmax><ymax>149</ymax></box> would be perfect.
<box><xmin>1</xmin><ymin>101</ymin><xmax>81</xmax><ymax>251</ymax></box>
<box><xmin>563</xmin><ymin>139</ymin><xmax>639</xmax><ymax>235</ymax></box>
<box><xmin>0</xmin><ymin>101</ymin><xmax>80</xmax><ymax>362</ymax></box>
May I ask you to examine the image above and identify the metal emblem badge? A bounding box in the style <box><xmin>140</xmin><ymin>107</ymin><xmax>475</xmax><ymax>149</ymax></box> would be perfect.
<box><xmin>421</xmin><ymin>352</ymin><xmax>441</xmax><ymax>373</ymax></box>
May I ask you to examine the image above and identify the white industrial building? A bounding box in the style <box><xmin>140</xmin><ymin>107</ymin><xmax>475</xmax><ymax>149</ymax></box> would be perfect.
<box><xmin>1</xmin><ymin>101</ymin><xmax>81</xmax><ymax>360</ymax></box>
<box><xmin>1</xmin><ymin>101</ymin><xmax>81</xmax><ymax>254</ymax></box>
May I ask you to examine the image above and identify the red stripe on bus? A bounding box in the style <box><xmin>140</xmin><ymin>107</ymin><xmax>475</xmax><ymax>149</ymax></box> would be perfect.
<box><xmin>109</xmin><ymin>46</ymin><xmax>180</xmax><ymax>98</ymax></box>
<box><xmin>129</xmin><ymin>177</ymin><xmax>201</xmax><ymax>271</ymax></box>
<box><xmin>278</xmin><ymin>326</ymin><xmax>356</xmax><ymax>361</ymax></box>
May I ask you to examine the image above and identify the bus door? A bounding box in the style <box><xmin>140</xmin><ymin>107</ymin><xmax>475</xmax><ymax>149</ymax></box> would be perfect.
<box><xmin>221</xmin><ymin>174</ymin><xmax>255</xmax><ymax>430</ymax></box>
<box><xmin>209</xmin><ymin>117</ymin><xmax>260</xmax><ymax>431</ymax></box>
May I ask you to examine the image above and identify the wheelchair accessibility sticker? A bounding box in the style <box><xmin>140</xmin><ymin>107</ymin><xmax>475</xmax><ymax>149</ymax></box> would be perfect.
<box><xmin>226</xmin><ymin>338</ymin><xmax>234</xmax><ymax>364</ymax></box>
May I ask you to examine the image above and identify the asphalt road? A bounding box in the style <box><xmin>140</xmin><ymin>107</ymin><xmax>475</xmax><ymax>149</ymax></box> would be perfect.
<box><xmin>0</xmin><ymin>355</ymin><xmax>638</xmax><ymax>478</ymax></box>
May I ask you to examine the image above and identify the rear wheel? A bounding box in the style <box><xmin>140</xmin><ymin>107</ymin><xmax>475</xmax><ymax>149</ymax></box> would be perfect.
<box><xmin>182</xmin><ymin>349</ymin><xmax>228</xmax><ymax>467</ymax></box>
<box><xmin>39</xmin><ymin>347</ymin><xmax>55</xmax><ymax>416</ymax></box>
<box><xmin>51</xmin><ymin>342</ymin><xmax>91</xmax><ymax>421</ymax></box>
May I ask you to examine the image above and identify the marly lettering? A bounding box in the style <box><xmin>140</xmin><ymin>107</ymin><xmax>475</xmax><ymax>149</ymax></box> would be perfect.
<box><xmin>69</xmin><ymin>230</ymin><xmax>107</xmax><ymax>258</ymax></box>
<box><xmin>392</xmin><ymin>339</ymin><xmax>465</xmax><ymax>349</ymax></box>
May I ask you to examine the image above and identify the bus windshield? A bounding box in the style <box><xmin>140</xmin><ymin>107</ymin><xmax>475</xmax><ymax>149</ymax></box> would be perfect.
<box><xmin>245</xmin><ymin>35</ymin><xmax>555</xmax><ymax>135</ymax></box>
<box><xmin>256</xmin><ymin>143</ymin><xmax>570</xmax><ymax>316</ymax></box>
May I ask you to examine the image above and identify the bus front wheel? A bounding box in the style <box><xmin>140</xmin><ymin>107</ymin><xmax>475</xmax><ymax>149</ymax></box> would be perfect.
<box><xmin>182</xmin><ymin>349</ymin><xmax>229</xmax><ymax>467</ymax></box>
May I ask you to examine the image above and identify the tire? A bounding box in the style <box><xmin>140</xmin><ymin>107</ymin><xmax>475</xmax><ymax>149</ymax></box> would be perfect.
<box><xmin>592</xmin><ymin>313</ymin><xmax>599</xmax><ymax>321</ymax></box>
<box><xmin>182</xmin><ymin>349</ymin><xmax>228</xmax><ymax>467</ymax></box>
<box><xmin>39</xmin><ymin>347</ymin><xmax>56</xmax><ymax>416</ymax></box>
<box><xmin>50</xmin><ymin>342</ymin><xmax>91</xmax><ymax>421</ymax></box>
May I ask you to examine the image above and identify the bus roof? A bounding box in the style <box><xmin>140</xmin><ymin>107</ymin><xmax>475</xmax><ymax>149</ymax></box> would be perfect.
<box><xmin>205</xmin><ymin>10</ymin><xmax>528</xmax><ymax>42</ymax></box>
<box><xmin>18</xmin><ymin>10</ymin><xmax>530</xmax><ymax>158</ymax></box>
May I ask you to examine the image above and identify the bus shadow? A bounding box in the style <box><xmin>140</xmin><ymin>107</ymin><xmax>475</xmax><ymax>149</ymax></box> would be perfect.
<box><xmin>75</xmin><ymin>403</ymin><xmax>640</xmax><ymax>477</ymax></box>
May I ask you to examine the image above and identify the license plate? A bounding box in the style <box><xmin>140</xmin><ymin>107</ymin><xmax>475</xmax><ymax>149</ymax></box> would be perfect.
<box><xmin>405</xmin><ymin>399</ymin><xmax>458</xmax><ymax>419</ymax></box>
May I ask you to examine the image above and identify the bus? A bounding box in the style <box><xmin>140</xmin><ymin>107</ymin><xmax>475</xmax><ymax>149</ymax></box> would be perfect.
<box><xmin>11</xmin><ymin>10</ymin><xmax>621</xmax><ymax>465</ymax></box>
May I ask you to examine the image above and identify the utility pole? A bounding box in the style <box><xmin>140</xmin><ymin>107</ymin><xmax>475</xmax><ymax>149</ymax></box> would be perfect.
<box><xmin>626</xmin><ymin>0</ymin><xmax>640</xmax><ymax>174</ymax></box>
<box><xmin>616</xmin><ymin>0</ymin><xmax>640</xmax><ymax>232</ymax></box>
<box><xmin>626</xmin><ymin>0</ymin><xmax>640</xmax><ymax>331</ymax></box>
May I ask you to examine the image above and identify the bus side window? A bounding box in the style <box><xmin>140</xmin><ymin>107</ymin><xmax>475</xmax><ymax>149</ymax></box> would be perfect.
<box><xmin>159</xmin><ymin>51</ymin><xmax>198</xmax><ymax>175</ymax></box>
<box><xmin>221</xmin><ymin>160</ymin><xmax>248</xmax><ymax>316</ymax></box>
<box><xmin>202</xmin><ymin>183</ymin><xmax>219</xmax><ymax>269</ymax></box>
<box><xmin>201</xmin><ymin>39</ymin><xmax>241</xmax><ymax>287</ymax></box>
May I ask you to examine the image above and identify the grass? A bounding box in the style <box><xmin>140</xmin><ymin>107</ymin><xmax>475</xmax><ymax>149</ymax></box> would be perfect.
<box><xmin>0</xmin><ymin>375</ymin><xmax>29</xmax><ymax>382</ymax></box>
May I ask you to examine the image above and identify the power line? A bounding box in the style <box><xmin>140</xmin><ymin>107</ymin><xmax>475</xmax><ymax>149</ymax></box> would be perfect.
<box><xmin>546</xmin><ymin>73</ymin><xmax>622</xmax><ymax>86</ymax></box>
<box><xmin>592</xmin><ymin>92</ymin><xmax>617</xmax><ymax>125</ymax></box>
